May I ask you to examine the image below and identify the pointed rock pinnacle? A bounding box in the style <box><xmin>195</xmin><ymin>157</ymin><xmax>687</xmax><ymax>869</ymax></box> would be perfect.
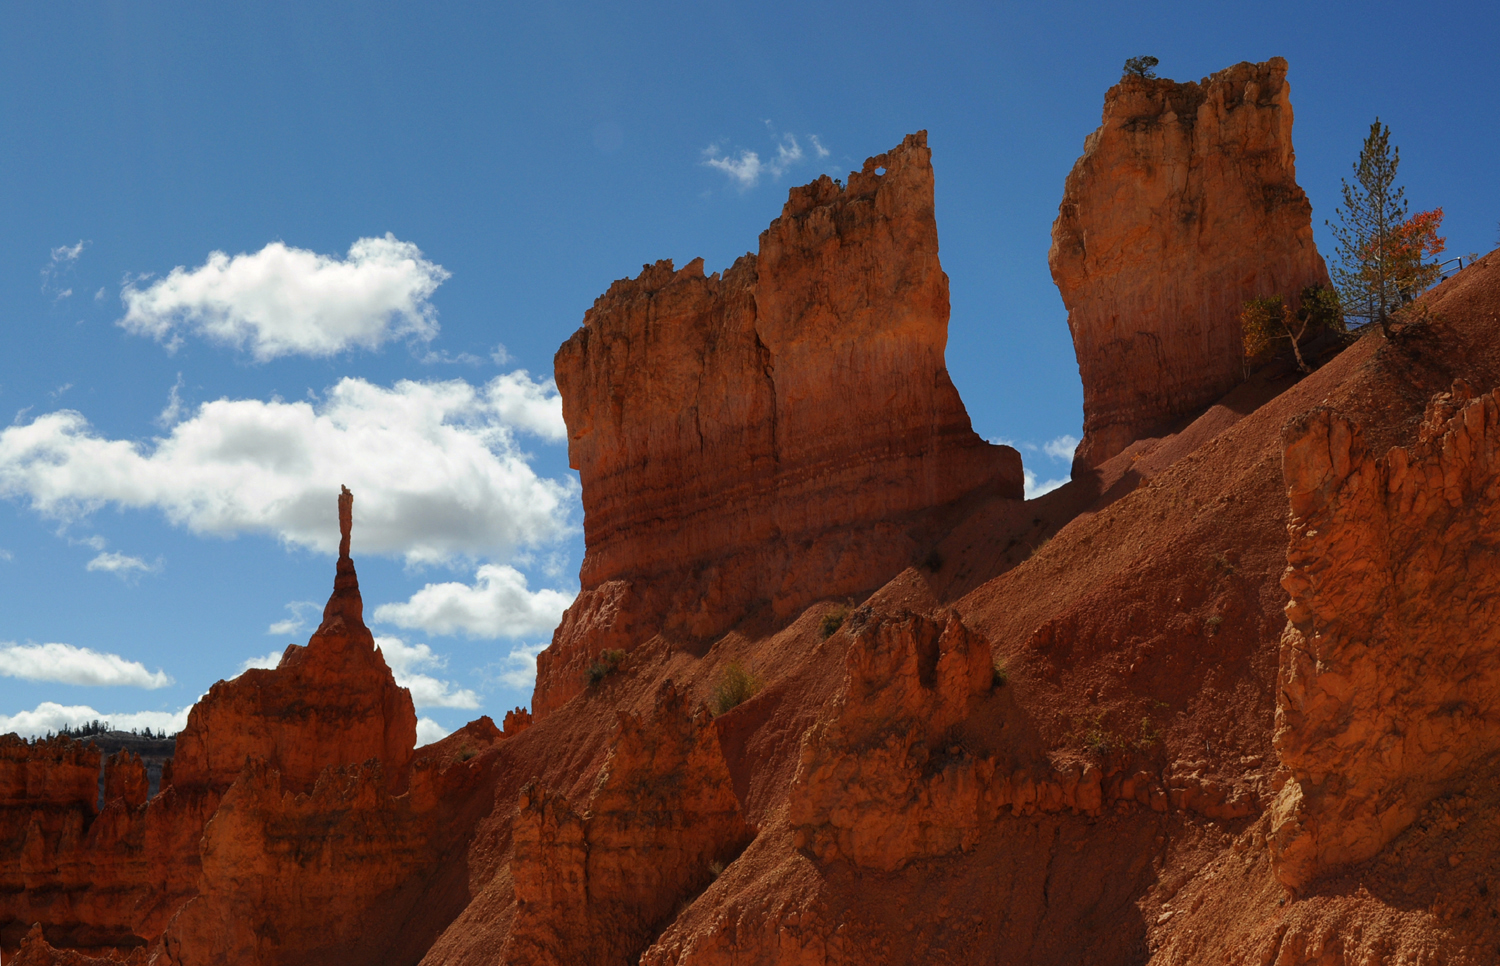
<box><xmin>321</xmin><ymin>485</ymin><xmax>364</xmax><ymax>631</ymax></box>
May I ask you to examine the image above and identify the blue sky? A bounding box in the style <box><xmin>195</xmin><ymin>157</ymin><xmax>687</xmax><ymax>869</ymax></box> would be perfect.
<box><xmin>2</xmin><ymin>1</ymin><xmax>1497</xmax><ymax>743</ymax></box>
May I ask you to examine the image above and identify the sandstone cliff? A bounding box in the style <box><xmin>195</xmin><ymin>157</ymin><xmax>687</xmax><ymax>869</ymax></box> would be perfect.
<box><xmin>508</xmin><ymin>681</ymin><xmax>751</xmax><ymax>966</ymax></box>
<box><xmin>538</xmin><ymin>131</ymin><xmax>1022</xmax><ymax>716</ymax></box>
<box><xmin>1271</xmin><ymin>381</ymin><xmax>1500</xmax><ymax>890</ymax></box>
<box><xmin>1051</xmin><ymin>57</ymin><xmax>1329</xmax><ymax>470</ymax></box>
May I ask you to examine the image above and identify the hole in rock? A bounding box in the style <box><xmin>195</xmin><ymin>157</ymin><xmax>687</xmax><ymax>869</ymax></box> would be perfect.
<box><xmin>875</xmin><ymin>166</ymin><xmax>887</xmax><ymax>175</ymax></box>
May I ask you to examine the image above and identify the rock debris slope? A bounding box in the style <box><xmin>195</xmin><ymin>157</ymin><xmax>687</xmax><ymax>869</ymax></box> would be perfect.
<box><xmin>9</xmin><ymin>57</ymin><xmax>1500</xmax><ymax>966</ymax></box>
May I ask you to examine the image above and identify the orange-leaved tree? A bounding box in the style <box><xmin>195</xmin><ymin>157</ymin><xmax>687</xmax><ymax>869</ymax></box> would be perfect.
<box><xmin>1381</xmin><ymin>206</ymin><xmax>1447</xmax><ymax>298</ymax></box>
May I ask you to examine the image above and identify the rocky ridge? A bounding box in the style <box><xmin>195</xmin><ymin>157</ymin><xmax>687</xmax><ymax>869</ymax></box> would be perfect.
<box><xmin>8</xmin><ymin>58</ymin><xmax>1500</xmax><ymax>966</ymax></box>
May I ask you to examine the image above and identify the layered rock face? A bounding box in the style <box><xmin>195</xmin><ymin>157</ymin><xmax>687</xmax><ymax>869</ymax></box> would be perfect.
<box><xmin>1270</xmin><ymin>382</ymin><xmax>1500</xmax><ymax>890</ymax></box>
<box><xmin>509</xmin><ymin>681</ymin><xmax>751</xmax><ymax>965</ymax></box>
<box><xmin>1050</xmin><ymin>57</ymin><xmax>1329</xmax><ymax>470</ymax></box>
<box><xmin>540</xmin><ymin>132</ymin><xmax>1021</xmax><ymax>716</ymax></box>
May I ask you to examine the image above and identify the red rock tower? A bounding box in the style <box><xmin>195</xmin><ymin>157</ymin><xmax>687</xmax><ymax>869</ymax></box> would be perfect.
<box><xmin>1050</xmin><ymin>57</ymin><xmax>1329</xmax><ymax>471</ymax></box>
<box><xmin>536</xmin><ymin>133</ymin><xmax>1022</xmax><ymax>716</ymax></box>
<box><xmin>170</xmin><ymin>485</ymin><xmax>417</xmax><ymax>794</ymax></box>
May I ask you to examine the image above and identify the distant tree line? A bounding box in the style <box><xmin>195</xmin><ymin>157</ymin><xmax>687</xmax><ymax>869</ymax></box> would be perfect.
<box><xmin>36</xmin><ymin>720</ymin><xmax>177</xmax><ymax>742</ymax></box>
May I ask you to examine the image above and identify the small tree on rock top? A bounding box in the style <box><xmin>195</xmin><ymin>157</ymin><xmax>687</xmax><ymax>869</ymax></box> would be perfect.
<box><xmin>1122</xmin><ymin>56</ymin><xmax>1159</xmax><ymax>79</ymax></box>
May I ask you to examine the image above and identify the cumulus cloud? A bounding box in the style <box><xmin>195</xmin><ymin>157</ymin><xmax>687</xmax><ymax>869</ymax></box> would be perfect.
<box><xmin>1023</xmin><ymin>469</ymin><xmax>1069</xmax><ymax>500</ymax></box>
<box><xmin>86</xmin><ymin>551</ymin><xmax>162</xmax><ymax>579</ymax></box>
<box><xmin>416</xmin><ymin>717</ymin><xmax>450</xmax><ymax>746</ymax></box>
<box><xmin>703</xmin><ymin>131</ymin><xmax>819</xmax><ymax>189</ymax></box>
<box><xmin>484</xmin><ymin>372</ymin><xmax>567</xmax><ymax>442</ymax></box>
<box><xmin>374</xmin><ymin>635</ymin><xmax>481</xmax><ymax>709</ymax></box>
<box><xmin>0</xmin><ymin>701</ymin><xmax>190</xmax><ymax>739</ymax></box>
<box><xmin>119</xmin><ymin>234</ymin><xmax>450</xmax><ymax>361</ymax></box>
<box><xmin>0</xmin><ymin>373</ymin><xmax>574</xmax><ymax>565</ymax></box>
<box><xmin>267</xmin><ymin>601</ymin><xmax>318</xmax><ymax>637</ymax></box>
<box><xmin>238</xmin><ymin>649</ymin><xmax>283</xmax><ymax>674</ymax></box>
<box><xmin>1043</xmin><ymin>435</ymin><xmax>1079</xmax><ymax>463</ymax></box>
<box><xmin>491</xmin><ymin>641</ymin><xmax>547</xmax><ymax>690</ymax></box>
<box><xmin>374</xmin><ymin>564</ymin><xmax>574</xmax><ymax>639</ymax></box>
<box><xmin>0</xmin><ymin>641</ymin><xmax>173</xmax><ymax>689</ymax></box>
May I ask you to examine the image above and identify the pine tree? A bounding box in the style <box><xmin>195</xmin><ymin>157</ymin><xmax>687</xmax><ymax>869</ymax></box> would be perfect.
<box><xmin>1328</xmin><ymin>119</ymin><xmax>1445</xmax><ymax>338</ymax></box>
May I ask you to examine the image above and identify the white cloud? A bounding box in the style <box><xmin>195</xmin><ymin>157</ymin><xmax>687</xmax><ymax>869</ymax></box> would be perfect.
<box><xmin>0</xmin><ymin>549</ymin><xmax>11</xmax><ymax>561</ymax></box>
<box><xmin>374</xmin><ymin>635</ymin><xmax>480</xmax><ymax>709</ymax></box>
<box><xmin>157</xmin><ymin>374</ymin><xmax>185</xmax><ymax>428</ymax></box>
<box><xmin>490</xmin><ymin>343</ymin><xmax>512</xmax><ymax>365</ymax></box>
<box><xmin>86</xmin><ymin>551</ymin><xmax>162</xmax><ymax>579</ymax></box>
<box><xmin>42</xmin><ymin>241</ymin><xmax>87</xmax><ymax>298</ymax></box>
<box><xmin>0</xmin><ymin>374</ymin><xmax>574</xmax><ymax>565</ymax></box>
<box><xmin>703</xmin><ymin>132</ymin><xmax>815</xmax><ymax>189</ymax></box>
<box><xmin>0</xmin><ymin>641</ymin><xmax>173</xmax><ymax>689</ymax></box>
<box><xmin>493</xmin><ymin>641</ymin><xmax>547</xmax><ymax>690</ymax></box>
<box><xmin>416</xmin><ymin>717</ymin><xmax>450</xmax><ymax>746</ymax></box>
<box><xmin>267</xmin><ymin>601</ymin><xmax>318</xmax><ymax>636</ymax></box>
<box><xmin>374</xmin><ymin>564</ymin><xmax>574</xmax><ymax>639</ymax></box>
<box><xmin>238</xmin><ymin>649</ymin><xmax>283</xmax><ymax>674</ymax></box>
<box><xmin>419</xmin><ymin>349</ymin><xmax>483</xmax><ymax>366</ymax></box>
<box><xmin>809</xmin><ymin>134</ymin><xmax>830</xmax><ymax>158</ymax></box>
<box><xmin>483</xmin><ymin>372</ymin><xmax>567</xmax><ymax>442</ymax></box>
<box><xmin>0</xmin><ymin>701</ymin><xmax>190</xmax><ymax>739</ymax></box>
<box><xmin>118</xmin><ymin>234</ymin><xmax>451</xmax><ymax>361</ymax></box>
<box><xmin>1043</xmin><ymin>435</ymin><xmax>1080</xmax><ymax>463</ymax></box>
<box><xmin>94</xmin><ymin>287</ymin><xmax>106</xmax><ymax>302</ymax></box>
<box><xmin>1023</xmin><ymin>469</ymin><xmax>1069</xmax><ymax>500</ymax></box>
<box><xmin>704</xmin><ymin>148</ymin><xmax>764</xmax><ymax>188</ymax></box>
<box><xmin>49</xmin><ymin>240</ymin><xmax>87</xmax><ymax>266</ymax></box>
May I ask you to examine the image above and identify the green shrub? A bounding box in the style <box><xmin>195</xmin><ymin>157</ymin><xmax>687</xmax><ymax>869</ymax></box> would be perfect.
<box><xmin>710</xmin><ymin>662</ymin><xmax>762</xmax><ymax>715</ymax></box>
<box><xmin>820</xmin><ymin>605</ymin><xmax>849</xmax><ymax>639</ymax></box>
<box><xmin>991</xmin><ymin>661</ymin><xmax>1008</xmax><ymax>688</ymax></box>
<box><xmin>586</xmin><ymin>648</ymin><xmax>625</xmax><ymax>687</ymax></box>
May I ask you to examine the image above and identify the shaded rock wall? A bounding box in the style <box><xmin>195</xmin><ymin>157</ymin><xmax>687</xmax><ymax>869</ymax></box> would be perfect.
<box><xmin>539</xmin><ymin>132</ymin><xmax>1022</xmax><ymax>717</ymax></box>
<box><xmin>509</xmin><ymin>682</ymin><xmax>751</xmax><ymax>966</ymax></box>
<box><xmin>1050</xmin><ymin>57</ymin><xmax>1328</xmax><ymax>470</ymax></box>
<box><xmin>1271</xmin><ymin>382</ymin><xmax>1500</xmax><ymax>889</ymax></box>
<box><xmin>161</xmin><ymin>750</ymin><xmax>498</xmax><ymax>966</ymax></box>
